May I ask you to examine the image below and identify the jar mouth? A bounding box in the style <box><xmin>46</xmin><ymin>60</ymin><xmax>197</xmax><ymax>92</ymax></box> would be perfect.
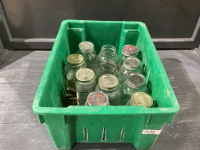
<box><xmin>100</xmin><ymin>60</ymin><xmax>116</xmax><ymax>72</ymax></box>
<box><xmin>123</xmin><ymin>56</ymin><xmax>141</xmax><ymax>70</ymax></box>
<box><xmin>86</xmin><ymin>91</ymin><xmax>109</xmax><ymax>106</ymax></box>
<box><xmin>100</xmin><ymin>45</ymin><xmax>116</xmax><ymax>58</ymax></box>
<box><xmin>126</xmin><ymin>73</ymin><xmax>145</xmax><ymax>88</ymax></box>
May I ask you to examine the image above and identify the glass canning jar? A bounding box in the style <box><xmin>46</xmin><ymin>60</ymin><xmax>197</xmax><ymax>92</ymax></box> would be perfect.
<box><xmin>77</xmin><ymin>41</ymin><xmax>98</xmax><ymax>72</ymax></box>
<box><xmin>121</xmin><ymin>73</ymin><xmax>147</xmax><ymax>104</ymax></box>
<box><xmin>65</xmin><ymin>54</ymin><xmax>86</xmax><ymax>92</ymax></box>
<box><xmin>119</xmin><ymin>45</ymin><xmax>139</xmax><ymax>66</ymax></box>
<box><xmin>75</xmin><ymin>68</ymin><xmax>96</xmax><ymax>105</ymax></box>
<box><xmin>95</xmin><ymin>74</ymin><xmax>122</xmax><ymax>105</ymax></box>
<box><xmin>98</xmin><ymin>45</ymin><xmax>120</xmax><ymax>70</ymax></box>
<box><xmin>85</xmin><ymin>91</ymin><xmax>109</xmax><ymax>106</ymax></box>
<box><xmin>119</xmin><ymin>56</ymin><xmax>141</xmax><ymax>86</ymax></box>
<box><xmin>126</xmin><ymin>92</ymin><xmax>153</xmax><ymax>108</ymax></box>
<box><xmin>96</xmin><ymin>60</ymin><xmax>119</xmax><ymax>82</ymax></box>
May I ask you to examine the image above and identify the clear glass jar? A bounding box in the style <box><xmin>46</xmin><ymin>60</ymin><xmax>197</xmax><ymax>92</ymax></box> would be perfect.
<box><xmin>119</xmin><ymin>45</ymin><xmax>139</xmax><ymax>66</ymax></box>
<box><xmin>75</xmin><ymin>68</ymin><xmax>96</xmax><ymax>105</ymax></box>
<box><xmin>77</xmin><ymin>41</ymin><xmax>98</xmax><ymax>72</ymax></box>
<box><xmin>121</xmin><ymin>73</ymin><xmax>147</xmax><ymax>104</ymax></box>
<box><xmin>85</xmin><ymin>91</ymin><xmax>109</xmax><ymax>106</ymax></box>
<box><xmin>96</xmin><ymin>60</ymin><xmax>119</xmax><ymax>82</ymax></box>
<box><xmin>98</xmin><ymin>45</ymin><xmax>120</xmax><ymax>70</ymax></box>
<box><xmin>65</xmin><ymin>54</ymin><xmax>86</xmax><ymax>92</ymax></box>
<box><xmin>119</xmin><ymin>56</ymin><xmax>141</xmax><ymax>86</ymax></box>
<box><xmin>95</xmin><ymin>74</ymin><xmax>122</xmax><ymax>105</ymax></box>
<box><xmin>126</xmin><ymin>92</ymin><xmax>153</xmax><ymax>108</ymax></box>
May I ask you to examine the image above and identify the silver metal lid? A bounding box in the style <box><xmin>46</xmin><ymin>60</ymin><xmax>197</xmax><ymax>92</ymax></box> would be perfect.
<box><xmin>130</xmin><ymin>92</ymin><xmax>153</xmax><ymax>108</ymax></box>
<box><xmin>76</xmin><ymin>68</ymin><xmax>95</xmax><ymax>82</ymax></box>
<box><xmin>86</xmin><ymin>91</ymin><xmax>109</xmax><ymax>106</ymax></box>
<box><xmin>126</xmin><ymin>73</ymin><xmax>145</xmax><ymax>88</ymax></box>
<box><xmin>123</xmin><ymin>56</ymin><xmax>141</xmax><ymax>70</ymax></box>
<box><xmin>79</xmin><ymin>41</ymin><xmax>94</xmax><ymax>53</ymax></box>
<box><xmin>99</xmin><ymin>74</ymin><xmax>119</xmax><ymax>91</ymax></box>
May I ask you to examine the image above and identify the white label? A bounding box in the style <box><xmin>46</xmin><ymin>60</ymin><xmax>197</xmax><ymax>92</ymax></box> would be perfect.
<box><xmin>142</xmin><ymin>130</ymin><xmax>162</xmax><ymax>135</ymax></box>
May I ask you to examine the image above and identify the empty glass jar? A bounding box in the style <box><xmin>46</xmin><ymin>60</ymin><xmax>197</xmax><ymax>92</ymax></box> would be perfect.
<box><xmin>126</xmin><ymin>92</ymin><xmax>153</xmax><ymax>108</ymax></box>
<box><xmin>95</xmin><ymin>74</ymin><xmax>122</xmax><ymax>105</ymax></box>
<box><xmin>65</xmin><ymin>54</ymin><xmax>86</xmax><ymax>91</ymax></box>
<box><xmin>77</xmin><ymin>41</ymin><xmax>98</xmax><ymax>72</ymax></box>
<box><xmin>85</xmin><ymin>91</ymin><xmax>109</xmax><ymax>106</ymax></box>
<box><xmin>96</xmin><ymin>60</ymin><xmax>119</xmax><ymax>82</ymax></box>
<box><xmin>121</xmin><ymin>73</ymin><xmax>147</xmax><ymax>104</ymax></box>
<box><xmin>98</xmin><ymin>45</ymin><xmax>120</xmax><ymax>70</ymax></box>
<box><xmin>119</xmin><ymin>56</ymin><xmax>141</xmax><ymax>85</ymax></box>
<box><xmin>119</xmin><ymin>45</ymin><xmax>139</xmax><ymax>66</ymax></box>
<box><xmin>75</xmin><ymin>68</ymin><xmax>96</xmax><ymax>105</ymax></box>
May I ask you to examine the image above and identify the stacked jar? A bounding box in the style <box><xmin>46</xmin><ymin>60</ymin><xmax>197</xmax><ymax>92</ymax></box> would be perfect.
<box><xmin>119</xmin><ymin>56</ymin><xmax>141</xmax><ymax>86</ymax></box>
<box><xmin>65</xmin><ymin>54</ymin><xmax>86</xmax><ymax>92</ymax></box>
<box><xmin>98</xmin><ymin>45</ymin><xmax>120</xmax><ymax>70</ymax></box>
<box><xmin>119</xmin><ymin>45</ymin><xmax>139</xmax><ymax>66</ymax></box>
<box><xmin>95</xmin><ymin>74</ymin><xmax>122</xmax><ymax>105</ymax></box>
<box><xmin>121</xmin><ymin>73</ymin><xmax>148</xmax><ymax>105</ymax></box>
<box><xmin>75</xmin><ymin>68</ymin><xmax>96</xmax><ymax>105</ymax></box>
<box><xmin>77</xmin><ymin>41</ymin><xmax>98</xmax><ymax>72</ymax></box>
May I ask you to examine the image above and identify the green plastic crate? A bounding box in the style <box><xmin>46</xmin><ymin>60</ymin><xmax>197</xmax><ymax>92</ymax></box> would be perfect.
<box><xmin>32</xmin><ymin>20</ymin><xmax>179</xmax><ymax>150</ymax></box>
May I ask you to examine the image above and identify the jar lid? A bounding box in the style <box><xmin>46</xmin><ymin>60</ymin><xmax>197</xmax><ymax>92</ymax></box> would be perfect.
<box><xmin>87</xmin><ymin>92</ymin><xmax>109</xmax><ymax>106</ymax></box>
<box><xmin>126</xmin><ymin>73</ymin><xmax>145</xmax><ymax>88</ymax></box>
<box><xmin>99</xmin><ymin>74</ymin><xmax>119</xmax><ymax>90</ymax></box>
<box><xmin>67</xmin><ymin>54</ymin><xmax>84</xmax><ymax>66</ymax></box>
<box><xmin>130</xmin><ymin>92</ymin><xmax>153</xmax><ymax>108</ymax></box>
<box><xmin>76</xmin><ymin>68</ymin><xmax>95</xmax><ymax>82</ymax></box>
<box><xmin>79</xmin><ymin>41</ymin><xmax>94</xmax><ymax>53</ymax></box>
<box><xmin>123</xmin><ymin>56</ymin><xmax>141</xmax><ymax>70</ymax></box>
<box><xmin>122</xmin><ymin>45</ymin><xmax>138</xmax><ymax>55</ymax></box>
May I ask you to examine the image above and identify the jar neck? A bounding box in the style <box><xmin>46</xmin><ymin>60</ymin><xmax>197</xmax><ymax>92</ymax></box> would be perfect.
<box><xmin>100</xmin><ymin>60</ymin><xmax>116</xmax><ymax>72</ymax></box>
<box><xmin>100</xmin><ymin>45</ymin><xmax>116</xmax><ymax>58</ymax></box>
<box><xmin>99</xmin><ymin>84</ymin><xmax>118</xmax><ymax>92</ymax></box>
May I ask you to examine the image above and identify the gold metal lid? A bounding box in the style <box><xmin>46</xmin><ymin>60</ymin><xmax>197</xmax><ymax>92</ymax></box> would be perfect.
<box><xmin>99</xmin><ymin>74</ymin><xmax>118</xmax><ymax>91</ymax></box>
<box><xmin>67</xmin><ymin>54</ymin><xmax>84</xmax><ymax>66</ymax></box>
<box><xmin>76</xmin><ymin>68</ymin><xmax>95</xmax><ymax>82</ymax></box>
<box><xmin>130</xmin><ymin>92</ymin><xmax>153</xmax><ymax>108</ymax></box>
<box><xmin>79</xmin><ymin>41</ymin><xmax>94</xmax><ymax>53</ymax></box>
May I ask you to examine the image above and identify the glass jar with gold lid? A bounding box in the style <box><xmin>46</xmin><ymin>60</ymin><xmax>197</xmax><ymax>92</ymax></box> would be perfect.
<box><xmin>95</xmin><ymin>74</ymin><xmax>122</xmax><ymax>105</ymax></box>
<box><xmin>75</xmin><ymin>68</ymin><xmax>96</xmax><ymax>105</ymax></box>
<box><xmin>65</xmin><ymin>54</ymin><xmax>86</xmax><ymax>91</ymax></box>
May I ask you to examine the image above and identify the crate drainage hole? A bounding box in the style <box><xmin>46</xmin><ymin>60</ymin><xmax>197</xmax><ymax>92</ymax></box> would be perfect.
<box><xmin>102</xmin><ymin>127</ymin><xmax>106</xmax><ymax>141</ymax></box>
<box><xmin>83</xmin><ymin>127</ymin><xmax>88</xmax><ymax>141</ymax></box>
<box><xmin>120</xmin><ymin>127</ymin><xmax>126</xmax><ymax>141</ymax></box>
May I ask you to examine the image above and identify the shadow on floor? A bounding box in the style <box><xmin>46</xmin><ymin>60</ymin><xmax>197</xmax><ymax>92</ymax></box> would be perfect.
<box><xmin>151</xmin><ymin>58</ymin><xmax>200</xmax><ymax>150</ymax></box>
<box><xmin>0</xmin><ymin>50</ymin><xmax>33</xmax><ymax>69</ymax></box>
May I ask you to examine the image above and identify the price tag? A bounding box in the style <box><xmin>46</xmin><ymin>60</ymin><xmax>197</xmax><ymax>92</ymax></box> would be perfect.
<box><xmin>142</xmin><ymin>130</ymin><xmax>162</xmax><ymax>135</ymax></box>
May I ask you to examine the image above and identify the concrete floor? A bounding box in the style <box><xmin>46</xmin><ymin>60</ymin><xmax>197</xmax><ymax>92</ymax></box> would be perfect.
<box><xmin>0</xmin><ymin>50</ymin><xmax>200</xmax><ymax>150</ymax></box>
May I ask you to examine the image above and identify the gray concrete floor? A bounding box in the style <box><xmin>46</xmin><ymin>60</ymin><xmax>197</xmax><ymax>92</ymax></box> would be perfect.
<box><xmin>0</xmin><ymin>50</ymin><xmax>200</xmax><ymax>150</ymax></box>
